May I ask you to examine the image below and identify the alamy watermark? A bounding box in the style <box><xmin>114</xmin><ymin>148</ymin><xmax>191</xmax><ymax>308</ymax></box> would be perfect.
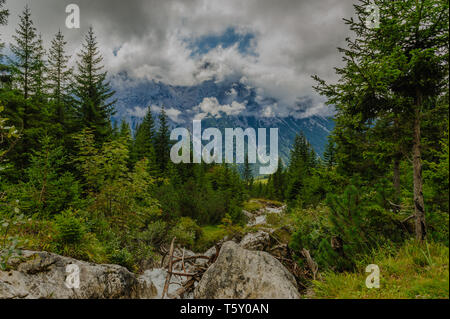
<box><xmin>170</xmin><ymin>120</ymin><xmax>279</xmax><ymax>175</ymax></box>
<box><xmin>65</xmin><ymin>263</ymin><xmax>80</xmax><ymax>289</ymax></box>
<box><xmin>365</xmin><ymin>264</ymin><xmax>380</xmax><ymax>288</ymax></box>
<box><xmin>65</xmin><ymin>4</ymin><xmax>80</xmax><ymax>29</ymax></box>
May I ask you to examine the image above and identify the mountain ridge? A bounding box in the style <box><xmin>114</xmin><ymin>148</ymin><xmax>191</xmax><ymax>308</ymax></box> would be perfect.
<box><xmin>110</xmin><ymin>74</ymin><xmax>334</xmax><ymax>164</ymax></box>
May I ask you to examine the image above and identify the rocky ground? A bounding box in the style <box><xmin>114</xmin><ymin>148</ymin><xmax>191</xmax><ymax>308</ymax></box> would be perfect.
<box><xmin>0</xmin><ymin>200</ymin><xmax>303</xmax><ymax>299</ymax></box>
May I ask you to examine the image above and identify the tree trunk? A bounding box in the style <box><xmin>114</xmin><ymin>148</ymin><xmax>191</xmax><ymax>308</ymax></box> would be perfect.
<box><xmin>412</xmin><ymin>92</ymin><xmax>426</xmax><ymax>241</ymax></box>
<box><xmin>393</xmin><ymin>156</ymin><xmax>401</xmax><ymax>213</ymax></box>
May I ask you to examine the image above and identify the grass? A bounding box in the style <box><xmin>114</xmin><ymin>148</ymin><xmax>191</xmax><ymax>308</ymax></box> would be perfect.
<box><xmin>243</xmin><ymin>198</ymin><xmax>284</xmax><ymax>213</ymax></box>
<box><xmin>243</xmin><ymin>200</ymin><xmax>265</xmax><ymax>213</ymax></box>
<box><xmin>253</xmin><ymin>176</ymin><xmax>269</xmax><ymax>184</ymax></box>
<box><xmin>195</xmin><ymin>225</ymin><xmax>227</xmax><ymax>252</ymax></box>
<box><xmin>312</xmin><ymin>240</ymin><xmax>449</xmax><ymax>299</ymax></box>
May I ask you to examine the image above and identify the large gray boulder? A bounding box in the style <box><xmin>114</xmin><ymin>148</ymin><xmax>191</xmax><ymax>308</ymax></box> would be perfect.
<box><xmin>239</xmin><ymin>230</ymin><xmax>271</xmax><ymax>251</ymax></box>
<box><xmin>194</xmin><ymin>241</ymin><xmax>300</xmax><ymax>299</ymax></box>
<box><xmin>0</xmin><ymin>250</ymin><xmax>157</xmax><ymax>299</ymax></box>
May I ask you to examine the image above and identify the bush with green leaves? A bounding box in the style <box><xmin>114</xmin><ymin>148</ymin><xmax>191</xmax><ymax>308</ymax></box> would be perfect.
<box><xmin>168</xmin><ymin>217</ymin><xmax>203</xmax><ymax>249</ymax></box>
<box><xmin>0</xmin><ymin>202</ymin><xmax>28</xmax><ymax>270</ymax></box>
<box><xmin>290</xmin><ymin>184</ymin><xmax>406</xmax><ymax>271</ymax></box>
<box><xmin>54</xmin><ymin>209</ymin><xmax>86</xmax><ymax>245</ymax></box>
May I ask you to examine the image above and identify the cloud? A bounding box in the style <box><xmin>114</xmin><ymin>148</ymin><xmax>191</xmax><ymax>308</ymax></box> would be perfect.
<box><xmin>127</xmin><ymin>104</ymin><xmax>182</xmax><ymax>123</ymax></box>
<box><xmin>2</xmin><ymin>0</ymin><xmax>356</xmax><ymax>118</ymax></box>
<box><xmin>193</xmin><ymin>97</ymin><xmax>246</xmax><ymax>120</ymax></box>
<box><xmin>127</xmin><ymin>106</ymin><xmax>148</xmax><ymax>118</ymax></box>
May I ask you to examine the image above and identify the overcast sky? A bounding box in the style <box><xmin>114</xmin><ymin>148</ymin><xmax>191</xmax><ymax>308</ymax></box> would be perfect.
<box><xmin>1</xmin><ymin>0</ymin><xmax>356</xmax><ymax>118</ymax></box>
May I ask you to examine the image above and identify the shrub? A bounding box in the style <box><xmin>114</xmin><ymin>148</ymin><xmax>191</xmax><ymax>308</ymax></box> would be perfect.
<box><xmin>139</xmin><ymin>220</ymin><xmax>168</xmax><ymax>246</ymax></box>
<box><xmin>169</xmin><ymin>217</ymin><xmax>203</xmax><ymax>249</ymax></box>
<box><xmin>54</xmin><ymin>209</ymin><xmax>86</xmax><ymax>245</ymax></box>
<box><xmin>110</xmin><ymin>247</ymin><xmax>134</xmax><ymax>270</ymax></box>
<box><xmin>195</xmin><ymin>225</ymin><xmax>226</xmax><ymax>252</ymax></box>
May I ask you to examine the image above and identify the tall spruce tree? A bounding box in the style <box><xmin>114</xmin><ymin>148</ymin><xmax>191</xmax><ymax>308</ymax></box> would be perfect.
<box><xmin>323</xmin><ymin>137</ymin><xmax>337</xmax><ymax>169</ymax></box>
<box><xmin>272</xmin><ymin>158</ymin><xmax>285</xmax><ymax>201</ymax></box>
<box><xmin>286</xmin><ymin>132</ymin><xmax>316</xmax><ymax>204</ymax></box>
<box><xmin>242</xmin><ymin>152</ymin><xmax>253</xmax><ymax>188</ymax></box>
<box><xmin>132</xmin><ymin>106</ymin><xmax>158</xmax><ymax>174</ymax></box>
<box><xmin>73</xmin><ymin>27</ymin><xmax>115</xmax><ymax>143</ymax></box>
<box><xmin>0</xmin><ymin>0</ymin><xmax>8</xmax><ymax>62</ymax></box>
<box><xmin>9</xmin><ymin>5</ymin><xmax>40</xmax><ymax>100</ymax></box>
<box><xmin>30</xmin><ymin>34</ymin><xmax>47</xmax><ymax>100</ymax></box>
<box><xmin>313</xmin><ymin>0</ymin><xmax>449</xmax><ymax>241</ymax></box>
<box><xmin>133</xmin><ymin>107</ymin><xmax>155</xmax><ymax>159</ymax></box>
<box><xmin>155</xmin><ymin>106</ymin><xmax>171</xmax><ymax>174</ymax></box>
<box><xmin>48</xmin><ymin>30</ymin><xmax>73</xmax><ymax>124</ymax></box>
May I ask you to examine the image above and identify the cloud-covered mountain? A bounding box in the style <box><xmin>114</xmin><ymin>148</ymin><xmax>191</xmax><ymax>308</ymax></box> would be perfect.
<box><xmin>111</xmin><ymin>73</ymin><xmax>334</xmax><ymax>166</ymax></box>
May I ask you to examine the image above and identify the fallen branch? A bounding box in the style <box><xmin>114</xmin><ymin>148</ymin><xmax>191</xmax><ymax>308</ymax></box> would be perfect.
<box><xmin>402</xmin><ymin>214</ymin><xmax>415</xmax><ymax>223</ymax></box>
<box><xmin>301</xmin><ymin>248</ymin><xmax>320</xmax><ymax>281</ymax></box>
<box><xmin>172</xmin><ymin>255</ymin><xmax>210</xmax><ymax>263</ymax></box>
<box><xmin>161</xmin><ymin>241</ymin><xmax>223</xmax><ymax>299</ymax></box>
<box><xmin>168</xmin><ymin>271</ymin><xmax>197</xmax><ymax>277</ymax></box>
<box><xmin>161</xmin><ymin>237</ymin><xmax>176</xmax><ymax>299</ymax></box>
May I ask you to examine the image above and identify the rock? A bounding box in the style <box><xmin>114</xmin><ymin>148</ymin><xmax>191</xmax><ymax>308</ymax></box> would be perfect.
<box><xmin>265</xmin><ymin>205</ymin><xmax>286</xmax><ymax>214</ymax></box>
<box><xmin>239</xmin><ymin>231</ymin><xmax>271</xmax><ymax>251</ymax></box>
<box><xmin>242</xmin><ymin>210</ymin><xmax>253</xmax><ymax>219</ymax></box>
<box><xmin>247</xmin><ymin>215</ymin><xmax>267</xmax><ymax>227</ymax></box>
<box><xmin>0</xmin><ymin>250</ymin><xmax>157</xmax><ymax>299</ymax></box>
<box><xmin>203</xmin><ymin>246</ymin><xmax>218</xmax><ymax>258</ymax></box>
<box><xmin>139</xmin><ymin>268</ymin><xmax>190</xmax><ymax>299</ymax></box>
<box><xmin>194</xmin><ymin>241</ymin><xmax>300</xmax><ymax>299</ymax></box>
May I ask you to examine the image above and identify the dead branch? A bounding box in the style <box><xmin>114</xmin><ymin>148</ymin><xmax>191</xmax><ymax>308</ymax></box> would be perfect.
<box><xmin>163</xmin><ymin>242</ymin><xmax>223</xmax><ymax>299</ymax></box>
<box><xmin>161</xmin><ymin>237</ymin><xmax>176</xmax><ymax>299</ymax></box>
<box><xmin>301</xmin><ymin>248</ymin><xmax>320</xmax><ymax>281</ymax></box>
<box><xmin>168</xmin><ymin>271</ymin><xmax>197</xmax><ymax>277</ymax></box>
<box><xmin>172</xmin><ymin>255</ymin><xmax>210</xmax><ymax>263</ymax></box>
<box><xmin>402</xmin><ymin>214</ymin><xmax>415</xmax><ymax>223</ymax></box>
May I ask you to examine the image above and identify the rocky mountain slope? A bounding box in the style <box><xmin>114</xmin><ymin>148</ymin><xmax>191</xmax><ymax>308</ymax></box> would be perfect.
<box><xmin>0</xmin><ymin>202</ymin><xmax>302</xmax><ymax>299</ymax></box>
<box><xmin>111</xmin><ymin>75</ymin><xmax>334</xmax><ymax>163</ymax></box>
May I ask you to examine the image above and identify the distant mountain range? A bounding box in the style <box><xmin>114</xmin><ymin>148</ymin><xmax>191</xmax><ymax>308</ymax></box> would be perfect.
<box><xmin>111</xmin><ymin>73</ymin><xmax>334</xmax><ymax>167</ymax></box>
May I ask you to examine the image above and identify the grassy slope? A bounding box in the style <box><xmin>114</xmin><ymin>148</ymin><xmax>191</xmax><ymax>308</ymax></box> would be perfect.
<box><xmin>313</xmin><ymin>241</ymin><xmax>449</xmax><ymax>299</ymax></box>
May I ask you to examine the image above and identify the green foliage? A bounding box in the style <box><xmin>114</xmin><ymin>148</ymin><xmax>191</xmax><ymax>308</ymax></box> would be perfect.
<box><xmin>195</xmin><ymin>225</ymin><xmax>226</xmax><ymax>252</ymax></box>
<box><xmin>8</xmin><ymin>6</ymin><xmax>41</xmax><ymax>100</ymax></box>
<box><xmin>0</xmin><ymin>204</ymin><xmax>28</xmax><ymax>270</ymax></box>
<box><xmin>73</xmin><ymin>27</ymin><xmax>115</xmax><ymax>144</ymax></box>
<box><xmin>0</xmin><ymin>2</ymin><xmax>447</xmax><ymax>292</ymax></box>
<box><xmin>290</xmin><ymin>184</ymin><xmax>407</xmax><ymax>271</ymax></box>
<box><xmin>169</xmin><ymin>217</ymin><xmax>203</xmax><ymax>249</ymax></box>
<box><xmin>54</xmin><ymin>209</ymin><xmax>85</xmax><ymax>245</ymax></box>
<box><xmin>0</xmin><ymin>104</ymin><xmax>20</xmax><ymax>164</ymax></box>
<box><xmin>132</xmin><ymin>106</ymin><xmax>157</xmax><ymax>173</ymax></box>
<box><xmin>154</xmin><ymin>107</ymin><xmax>171</xmax><ymax>174</ymax></box>
<box><xmin>313</xmin><ymin>241</ymin><xmax>449</xmax><ymax>299</ymax></box>
<box><xmin>218</xmin><ymin>213</ymin><xmax>245</xmax><ymax>241</ymax></box>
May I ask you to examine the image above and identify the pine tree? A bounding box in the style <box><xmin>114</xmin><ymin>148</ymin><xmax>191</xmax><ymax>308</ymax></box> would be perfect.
<box><xmin>0</xmin><ymin>0</ymin><xmax>9</xmax><ymax>62</ymax></box>
<box><xmin>9</xmin><ymin>5</ymin><xmax>40</xmax><ymax>100</ymax></box>
<box><xmin>0</xmin><ymin>0</ymin><xmax>7</xmax><ymax>27</ymax></box>
<box><xmin>133</xmin><ymin>106</ymin><xmax>158</xmax><ymax>174</ymax></box>
<box><xmin>0</xmin><ymin>0</ymin><xmax>10</xmax><ymax>88</ymax></box>
<box><xmin>48</xmin><ymin>30</ymin><xmax>73</xmax><ymax>124</ymax></box>
<box><xmin>313</xmin><ymin>0</ymin><xmax>449</xmax><ymax>241</ymax></box>
<box><xmin>272</xmin><ymin>158</ymin><xmax>285</xmax><ymax>200</ymax></box>
<box><xmin>242</xmin><ymin>152</ymin><xmax>253</xmax><ymax>188</ymax></box>
<box><xmin>119</xmin><ymin>119</ymin><xmax>131</xmax><ymax>140</ymax></box>
<box><xmin>30</xmin><ymin>34</ymin><xmax>47</xmax><ymax>100</ymax></box>
<box><xmin>323</xmin><ymin>137</ymin><xmax>336</xmax><ymax>169</ymax></box>
<box><xmin>133</xmin><ymin>107</ymin><xmax>155</xmax><ymax>159</ymax></box>
<box><xmin>155</xmin><ymin>106</ymin><xmax>171</xmax><ymax>174</ymax></box>
<box><xmin>286</xmin><ymin>132</ymin><xmax>316</xmax><ymax>205</ymax></box>
<box><xmin>119</xmin><ymin>119</ymin><xmax>134</xmax><ymax>169</ymax></box>
<box><xmin>73</xmin><ymin>27</ymin><xmax>116</xmax><ymax>143</ymax></box>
